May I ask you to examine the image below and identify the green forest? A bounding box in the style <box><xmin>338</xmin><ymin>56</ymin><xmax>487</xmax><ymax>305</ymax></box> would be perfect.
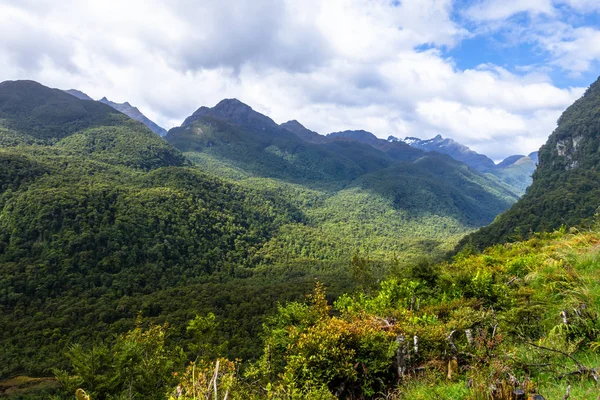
<box><xmin>2</xmin><ymin>77</ymin><xmax>600</xmax><ymax>399</ymax></box>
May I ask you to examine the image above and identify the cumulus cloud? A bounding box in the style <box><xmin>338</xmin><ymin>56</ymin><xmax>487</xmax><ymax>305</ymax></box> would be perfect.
<box><xmin>464</xmin><ymin>0</ymin><xmax>555</xmax><ymax>21</ymax></box>
<box><xmin>0</xmin><ymin>0</ymin><xmax>594</xmax><ymax>160</ymax></box>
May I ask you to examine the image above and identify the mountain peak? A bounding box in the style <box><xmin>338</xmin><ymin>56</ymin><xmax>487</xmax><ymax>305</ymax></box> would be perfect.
<box><xmin>496</xmin><ymin>154</ymin><xmax>525</xmax><ymax>168</ymax></box>
<box><xmin>184</xmin><ymin>98</ymin><xmax>278</xmax><ymax>132</ymax></box>
<box><xmin>97</xmin><ymin>96</ymin><xmax>167</xmax><ymax>136</ymax></box>
<box><xmin>327</xmin><ymin>130</ymin><xmax>379</xmax><ymax>144</ymax></box>
<box><xmin>280</xmin><ymin>120</ymin><xmax>328</xmax><ymax>144</ymax></box>
<box><xmin>215</xmin><ymin>98</ymin><xmax>247</xmax><ymax>107</ymax></box>
<box><xmin>283</xmin><ymin>119</ymin><xmax>303</xmax><ymax>128</ymax></box>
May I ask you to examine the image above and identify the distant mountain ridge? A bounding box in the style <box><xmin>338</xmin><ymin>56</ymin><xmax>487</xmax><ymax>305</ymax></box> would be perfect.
<box><xmin>99</xmin><ymin>97</ymin><xmax>167</xmax><ymax>137</ymax></box>
<box><xmin>390</xmin><ymin>134</ymin><xmax>497</xmax><ymax>172</ymax></box>
<box><xmin>166</xmin><ymin>97</ymin><xmax>520</xmax><ymax>228</ymax></box>
<box><xmin>280</xmin><ymin>120</ymin><xmax>328</xmax><ymax>144</ymax></box>
<box><xmin>388</xmin><ymin>134</ymin><xmax>538</xmax><ymax>195</ymax></box>
<box><xmin>64</xmin><ymin>89</ymin><xmax>94</xmax><ymax>101</ymax></box>
<box><xmin>63</xmin><ymin>89</ymin><xmax>167</xmax><ymax>136</ymax></box>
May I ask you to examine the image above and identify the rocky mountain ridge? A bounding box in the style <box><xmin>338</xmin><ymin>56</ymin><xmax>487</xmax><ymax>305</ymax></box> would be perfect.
<box><xmin>63</xmin><ymin>89</ymin><xmax>167</xmax><ymax>136</ymax></box>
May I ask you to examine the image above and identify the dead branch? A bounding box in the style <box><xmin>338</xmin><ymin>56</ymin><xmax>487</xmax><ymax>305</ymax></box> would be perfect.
<box><xmin>525</xmin><ymin>342</ymin><xmax>585</xmax><ymax>370</ymax></box>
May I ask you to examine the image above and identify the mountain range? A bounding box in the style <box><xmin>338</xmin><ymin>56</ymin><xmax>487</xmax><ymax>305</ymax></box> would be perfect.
<box><xmin>63</xmin><ymin>88</ymin><xmax>536</xmax><ymax>194</ymax></box>
<box><xmin>389</xmin><ymin>134</ymin><xmax>538</xmax><ymax>195</ymax></box>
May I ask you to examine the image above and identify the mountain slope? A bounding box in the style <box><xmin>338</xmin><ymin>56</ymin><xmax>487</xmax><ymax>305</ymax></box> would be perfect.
<box><xmin>329</xmin><ymin>130</ymin><xmax>424</xmax><ymax>162</ymax></box>
<box><xmin>0</xmin><ymin>81</ymin><xmax>310</xmax><ymax>375</ymax></box>
<box><xmin>488</xmin><ymin>153</ymin><xmax>537</xmax><ymax>195</ymax></box>
<box><xmin>0</xmin><ymin>82</ymin><xmax>521</xmax><ymax>378</ymax></box>
<box><xmin>167</xmin><ymin>100</ymin><xmax>399</xmax><ymax>183</ymax></box>
<box><xmin>64</xmin><ymin>89</ymin><xmax>93</xmax><ymax>101</ymax></box>
<box><xmin>458</xmin><ymin>76</ymin><xmax>600</xmax><ymax>251</ymax></box>
<box><xmin>99</xmin><ymin>97</ymin><xmax>168</xmax><ymax>136</ymax></box>
<box><xmin>0</xmin><ymin>80</ymin><xmax>130</xmax><ymax>144</ymax></box>
<box><xmin>496</xmin><ymin>154</ymin><xmax>525</xmax><ymax>168</ymax></box>
<box><xmin>0</xmin><ymin>81</ymin><xmax>184</xmax><ymax>169</ymax></box>
<box><xmin>280</xmin><ymin>120</ymin><xmax>328</xmax><ymax>144</ymax></box>
<box><xmin>62</xmin><ymin>88</ymin><xmax>168</xmax><ymax>136</ymax></box>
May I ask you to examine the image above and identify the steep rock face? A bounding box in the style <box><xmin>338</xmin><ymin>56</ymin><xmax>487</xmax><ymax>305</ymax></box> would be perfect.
<box><xmin>391</xmin><ymin>134</ymin><xmax>496</xmax><ymax>172</ymax></box>
<box><xmin>99</xmin><ymin>97</ymin><xmax>168</xmax><ymax>137</ymax></box>
<box><xmin>458</xmin><ymin>76</ymin><xmax>600</xmax><ymax>251</ymax></box>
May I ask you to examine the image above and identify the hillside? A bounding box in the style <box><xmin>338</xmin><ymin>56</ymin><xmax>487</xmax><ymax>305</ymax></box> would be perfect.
<box><xmin>0</xmin><ymin>81</ymin><xmax>327</xmax><ymax>376</ymax></box>
<box><xmin>489</xmin><ymin>153</ymin><xmax>537</xmax><ymax>195</ymax></box>
<box><xmin>62</xmin><ymin>88</ymin><xmax>168</xmax><ymax>136</ymax></box>
<box><xmin>0</xmin><ymin>80</ymin><xmax>133</xmax><ymax>144</ymax></box>
<box><xmin>459</xmin><ymin>76</ymin><xmax>600</xmax><ymax>251</ymax></box>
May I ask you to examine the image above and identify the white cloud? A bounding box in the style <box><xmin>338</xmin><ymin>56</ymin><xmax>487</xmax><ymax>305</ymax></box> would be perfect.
<box><xmin>538</xmin><ymin>25</ymin><xmax>600</xmax><ymax>73</ymax></box>
<box><xmin>558</xmin><ymin>0</ymin><xmax>600</xmax><ymax>12</ymax></box>
<box><xmin>464</xmin><ymin>0</ymin><xmax>555</xmax><ymax>21</ymax></box>
<box><xmin>0</xmin><ymin>0</ymin><xmax>592</xmax><ymax>160</ymax></box>
<box><xmin>463</xmin><ymin>0</ymin><xmax>600</xmax><ymax>76</ymax></box>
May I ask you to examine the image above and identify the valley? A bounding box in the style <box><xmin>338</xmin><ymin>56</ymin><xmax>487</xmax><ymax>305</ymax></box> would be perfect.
<box><xmin>1</xmin><ymin>77</ymin><xmax>599</xmax><ymax>399</ymax></box>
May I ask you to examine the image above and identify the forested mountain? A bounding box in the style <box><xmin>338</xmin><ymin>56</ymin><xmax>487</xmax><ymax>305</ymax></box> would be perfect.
<box><xmin>489</xmin><ymin>152</ymin><xmax>538</xmax><ymax>194</ymax></box>
<box><xmin>63</xmin><ymin>88</ymin><xmax>168</xmax><ymax>136</ymax></box>
<box><xmin>280</xmin><ymin>119</ymin><xmax>328</xmax><ymax>143</ymax></box>
<box><xmin>166</xmin><ymin>98</ymin><xmax>519</xmax><ymax>221</ymax></box>
<box><xmin>0</xmin><ymin>80</ymin><xmax>520</xmax><ymax>380</ymax></box>
<box><xmin>459</xmin><ymin>76</ymin><xmax>600</xmax><ymax>250</ymax></box>
<box><xmin>64</xmin><ymin>89</ymin><xmax>93</xmax><ymax>101</ymax></box>
<box><xmin>0</xmin><ymin>81</ymin><xmax>312</xmax><ymax>376</ymax></box>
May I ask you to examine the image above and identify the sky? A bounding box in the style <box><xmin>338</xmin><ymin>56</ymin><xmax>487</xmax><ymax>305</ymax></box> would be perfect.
<box><xmin>1</xmin><ymin>0</ymin><xmax>599</xmax><ymax>160</ymax></box>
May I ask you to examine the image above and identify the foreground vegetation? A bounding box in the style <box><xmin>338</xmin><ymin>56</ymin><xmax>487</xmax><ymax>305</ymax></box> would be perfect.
<box><xmin>13</xmin><ymin>227</ymin><xmax>596</xmax><ymax>399</ymax></box>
